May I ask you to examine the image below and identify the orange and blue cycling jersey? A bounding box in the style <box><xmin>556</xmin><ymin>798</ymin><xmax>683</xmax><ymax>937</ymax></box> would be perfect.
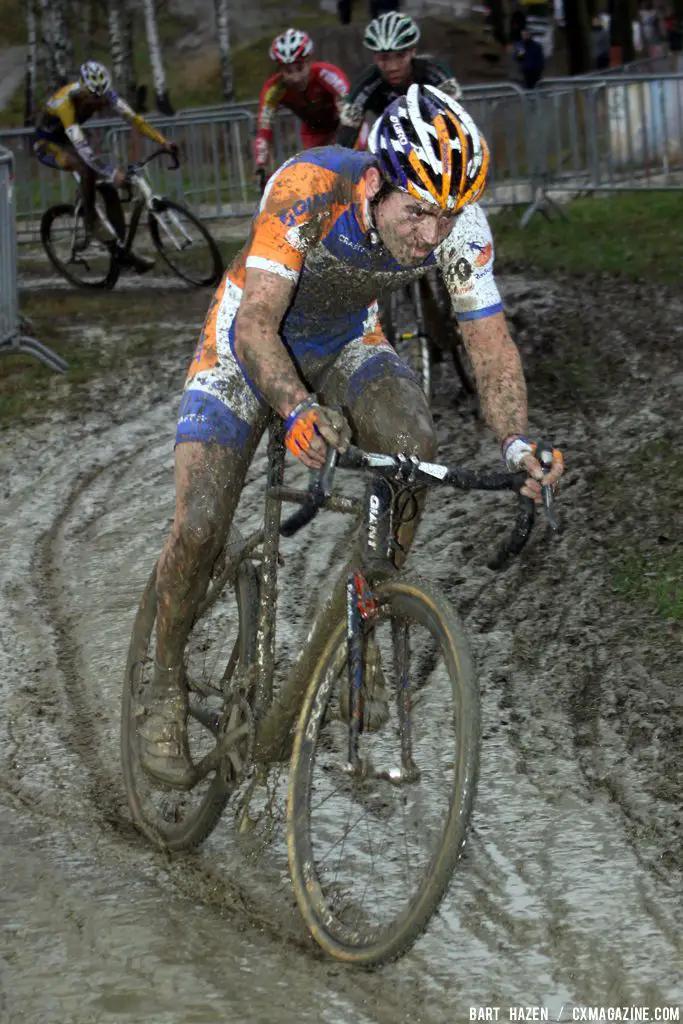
<box><xmin>229</xmin><ymin>147</ymin><xmax>503</xmax><ymax>359</ymax></box>
<box><xmin>177</xmin><ymin>147</ymin><xmax>503</xmax><ymax>449</ymax></box>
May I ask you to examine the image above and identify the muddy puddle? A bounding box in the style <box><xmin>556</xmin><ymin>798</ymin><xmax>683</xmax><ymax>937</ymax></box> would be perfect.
<box><xmin>1</xmin><ymin>271</ymin><xmax>681</xmax><ymax>1022</ymax></box>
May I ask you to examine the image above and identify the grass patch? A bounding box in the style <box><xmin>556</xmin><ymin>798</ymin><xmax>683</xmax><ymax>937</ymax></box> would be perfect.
<box><xmin>612</xmin><ymin>550</ymin><xmax>683</xmax><ymax>621</ymax></box>
<box><xmin>598</xmin><ymin>438</ymin><xmax>683</xmax><ymax>621</ymax></box>
<box><xmin>493</xmin><ymin>193</ymin><xmax>683</xmax><ymax>284</ymax></box>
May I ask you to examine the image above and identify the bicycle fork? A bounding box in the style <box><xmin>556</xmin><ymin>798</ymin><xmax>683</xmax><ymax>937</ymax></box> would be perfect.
<box><xmin>344</xmin><ymin>570</ymin><xmax>419</xmax><ymax>784</ymax></box>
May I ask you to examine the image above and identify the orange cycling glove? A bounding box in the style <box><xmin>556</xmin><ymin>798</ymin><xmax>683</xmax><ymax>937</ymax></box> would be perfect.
<box><xmin>285</xmin><ymin>397</ymin><xmax>351</xmax><ymax>459</ymax></box>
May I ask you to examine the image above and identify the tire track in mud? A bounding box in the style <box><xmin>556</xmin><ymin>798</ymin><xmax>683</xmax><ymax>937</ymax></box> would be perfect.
<box><xmin>2</xmin><ymin>274</ymin><xmax>682</xmax><ymax>1020</ymax></box>
<box><xmin>15</xmin><ymin>417</ymin><xmax>438</xmax><ymax>1023</ymax></box>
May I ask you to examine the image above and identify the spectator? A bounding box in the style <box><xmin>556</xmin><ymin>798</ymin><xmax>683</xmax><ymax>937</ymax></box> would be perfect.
<box><xmin>589</xmin><ymin>14</ymin><xmax>611</xmax><ymax>70</ymax></box>
<box><xmin>515</xmin><ymin>27</ymin><xmax>545</xmax><ymax>89</ymax></box>
<box><xmin>663</xmin><ymin>8</ymin><xmax>683</xmax><ymax>51</ymax></box>
<box><xmin>509</xmin><ymin>2</ymin><xmax>527</xmax><ymax>45</ymax></box>
<box><xmin>337</xmin><ymin>0</ymin><xmax>352</xmax><ymax>24</ymax></box>
<box><xmin>369</xmin><ymin>0</ymin><xmax>400</xmax><ymax>16</ymax></box>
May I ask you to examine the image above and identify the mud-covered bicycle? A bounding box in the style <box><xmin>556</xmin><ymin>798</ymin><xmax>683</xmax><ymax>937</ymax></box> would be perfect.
<box><xmin>385</xmin><ymin>272</ymin><xmax>477</xmax><ymax>405</ymax></box>
<box><xmin>121</xmin><ymin>421</ymin><xmax>558</xmax><ymax>966</ymax></box>
<box><xmin>40</xmin><ymin>148</ymin><xmax>224</xmax><ymax>290</ymax></box>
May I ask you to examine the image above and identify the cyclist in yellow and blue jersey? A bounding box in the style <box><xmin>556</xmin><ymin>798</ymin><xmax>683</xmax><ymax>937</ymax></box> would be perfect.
<box><xmin>33</xmin><ymin>60</ymin><xmax>178</xmax><ymax>273</ymax></box>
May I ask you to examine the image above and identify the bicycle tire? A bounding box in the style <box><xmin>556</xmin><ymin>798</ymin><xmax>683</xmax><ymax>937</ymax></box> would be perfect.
<box><xmin>40</xmin><ymin>202</ymin><xmax>119</xmax><ymax>290</ymax></box>
<box><xmin>120</xmin><ymin>535</ymin><xmax>259</xmax><ymax>852</ymax></box>
<box><xmin>386</xmin><ymin>290</ymin><xmax>432</xmax><ymax>401</ymax></box>
<box><xmin>147</xmin><ymin>199</ymin><xmax>224</xmax><ymax>288</ymax></box>
<box><xmin>424</xmin><ymin>274</ymin><xmax>477</xmax><ymax>397</ymax></box>
<box><xmin>287</xmin><ymin>576</ymin><xmax>480</xmax><ymax>966</ymax></box>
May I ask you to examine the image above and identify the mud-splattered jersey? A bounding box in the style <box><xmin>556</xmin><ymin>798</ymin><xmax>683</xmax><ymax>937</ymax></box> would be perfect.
<box><xmin>228</xmin><ymin>147</ymin><xmax>502</xmax><ymax>361</ymax></box>
<box><xmin>254</xmin><ymin>62</ymin><xmax>349</xmax><ymax>163</ymax></box>
<box><xmin>36</xmin><ymin>81</ymin><xmax>166</xmax><ymax>178</ymax></box>
<box><xmin>336</xmin><ymin>57</ymin><xmax>461</xmax><ymax>148</ymax></box>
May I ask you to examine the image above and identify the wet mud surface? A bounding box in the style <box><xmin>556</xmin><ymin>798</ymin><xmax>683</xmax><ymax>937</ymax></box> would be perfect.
<box><xmin>1</xmin><ymin>271</ymin><xmax>682</xmax><ymax>1022</ymax></box>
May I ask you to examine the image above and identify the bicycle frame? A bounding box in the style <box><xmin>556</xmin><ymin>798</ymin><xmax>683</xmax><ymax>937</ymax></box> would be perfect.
<box><xmin>184</xmin><ymin>419</ymin><xmax>553</xmax><ymax>789</ymax></box>
<box><xmin>70</xmin><ymin>155</ymin><xmax>192</xmax><ymax>255</ymax></box>
<box><xmin>208</xmin><ymin>420</ymin><xmax>371</xmax><ymax>768</ymax></box>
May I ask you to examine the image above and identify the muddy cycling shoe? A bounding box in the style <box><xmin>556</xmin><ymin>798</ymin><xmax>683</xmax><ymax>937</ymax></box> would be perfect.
<box><xmin>107</xmin><ymin>241</ymin><xmax>156</xmax><ymax>274</ymax></box>
<box><xmin>338</xmin><ymin>638</ymin><xmax>390</xmax><ymax>733</ymax></box>
<box><xmin>135</xmin><ymin>666</ymin><xmax>195</xmax><ymax>789</ymax></box>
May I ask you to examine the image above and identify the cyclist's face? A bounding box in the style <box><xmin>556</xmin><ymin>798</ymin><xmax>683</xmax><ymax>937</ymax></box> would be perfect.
<box><xmin>281</xmin><ymin>57</ymin><xmax>311</xmax><ymax>90</ymax></box>
<box><xmin>374</xmin><ymin>49</ymin><xmax>415</xmax><ymax>88</ymax></box>
<box><xmin>375</xmin><ymin>188</ymin><xmax>458</xmax><ymax>265</ymax></box>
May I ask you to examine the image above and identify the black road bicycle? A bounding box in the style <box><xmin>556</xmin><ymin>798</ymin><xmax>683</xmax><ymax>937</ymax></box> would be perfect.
<box><xmin>40</xmin><ymin>148</ymin><xmax>224</xmax><ymax>291</ymax></box>
<box><xmin>121</xmin><ymin>422</ymin><xmax>559</xmax><ymax>966</ymax></box>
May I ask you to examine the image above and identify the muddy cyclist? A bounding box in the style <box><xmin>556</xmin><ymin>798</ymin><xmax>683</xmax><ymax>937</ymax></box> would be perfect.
<box><xmin>135</xmin><ymin>84</ymin><xmax>564</xmax><ymax>789</ymax></box>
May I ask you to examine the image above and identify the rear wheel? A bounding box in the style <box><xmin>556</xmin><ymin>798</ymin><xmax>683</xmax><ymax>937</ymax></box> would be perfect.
<box><xmin>40</xmin><ymin>201</ymin><xmax>119</xmax><ymax>289</ymax></box>
<box><xmin>147</xmin><ymin>199</ymin><xmax>224</xmax><ymax>287</ymax></box>
<box><xmin>287</xmin><ymin>576</ymin><xmax>480</xmax><ymax>965</ymax></box>
<box><xmin>121</xmin><ymin>533</ymin><xmax>259</xmax><ymax>852</ymax></box>
<box><xmin>384</xmin><ymin>289</ymin><xmax>432</xmax><ymax>401</ymax></box>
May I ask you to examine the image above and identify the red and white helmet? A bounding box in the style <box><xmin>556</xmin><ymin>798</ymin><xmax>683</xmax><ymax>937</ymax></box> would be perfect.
<box><xmin>269</xmin><ymin>28</ymin><xmax>313</xmax><ymax>64</ymax></box>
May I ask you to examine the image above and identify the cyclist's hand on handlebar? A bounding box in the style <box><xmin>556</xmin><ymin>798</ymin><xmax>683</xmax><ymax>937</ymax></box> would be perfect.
<box><xmin>163</xmin><ymin>139</ymin><xmax>180</xmax><ymax>160</ymax></box>
<box><xmin>285</xmin><ymin>397</ymin><xmax>351</xmax><ymax>469</ymax></box>
<box><xmin>503</xmin><ymin>435</ymin><xmax>564</xmax><ymax>503</ymax></box>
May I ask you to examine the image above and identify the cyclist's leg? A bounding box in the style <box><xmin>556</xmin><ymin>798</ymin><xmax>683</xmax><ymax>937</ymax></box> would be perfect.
<box><xmin>138</xmin><ymin>276</ymin><xmax>269</xmax><ymax>786</ymax></box>
<box><xmin>33</xmin><ymin>136</ymin><xmax>112</xmax><ymax>245</ymax></box>
<box><xmin>316</xmin><ymin>303</ymin><xmax>436</xmax><ymax>565</ymax></box>
<box><xmin>314</xmin><ymin>310</ymin><xmax>436</xmax><ymax>727</ymax></box>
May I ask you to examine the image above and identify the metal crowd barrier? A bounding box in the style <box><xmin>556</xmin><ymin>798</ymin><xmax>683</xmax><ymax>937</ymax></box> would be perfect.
<box><xmin>5</xmin><ymin>74</ymin><xmax>683</xmax><ymax>241</ymax></box>
<box><xmin>0</xmin><ymin>145</ymin><xmax>67</xmax><ymax>371</ymax></box>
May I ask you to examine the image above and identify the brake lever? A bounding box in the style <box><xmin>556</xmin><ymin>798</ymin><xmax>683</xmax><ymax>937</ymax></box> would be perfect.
<box><xmin>535</xmin><ymin>439</ymin><xmax>560</xmax><ymax>535</ymax></box>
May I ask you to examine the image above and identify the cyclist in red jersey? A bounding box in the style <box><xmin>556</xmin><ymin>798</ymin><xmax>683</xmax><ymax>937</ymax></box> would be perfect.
<box><xmin>254</xmin><ymin>28</ymin><xmax>349</xmax><ymax>184</ymax></box>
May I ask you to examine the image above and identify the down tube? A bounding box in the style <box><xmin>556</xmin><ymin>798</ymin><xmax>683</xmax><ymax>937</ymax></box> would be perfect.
<box><xmin>253</xmin><ymin>567</ymin><xmax>349</xmax><ymax>764</ymax></box>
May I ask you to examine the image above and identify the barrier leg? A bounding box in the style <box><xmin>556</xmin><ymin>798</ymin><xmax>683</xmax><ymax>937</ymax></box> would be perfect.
<box><xmin>0</xmin><ymin>332</ymin><xmax>68</xmax><ymax>372</ymax></box>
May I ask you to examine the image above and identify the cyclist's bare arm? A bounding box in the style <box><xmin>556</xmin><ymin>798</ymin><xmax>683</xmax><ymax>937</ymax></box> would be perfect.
<box><xmin>459</xmin><ymin>312</ymin><xmax>527</xmax><ymax>443</ymax></box>
<box><xmin>233</xmin><ymin>267</ymin><xmax>308</xmax><ymax>417</ymax></box>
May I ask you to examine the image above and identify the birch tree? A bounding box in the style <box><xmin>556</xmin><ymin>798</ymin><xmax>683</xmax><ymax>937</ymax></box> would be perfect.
<box><xmin>141</xmin><ymin>0</ymin><xmax>174</xmax><ymax>114</ymax></box>
<box><xmin>214</xmin><ymin>0</ymin><xmax>234</xmax><ymax>101</ymax></box>
<box><xmin>38</xmin><ymin>0</ymin><xmax>71</xmax><ymax>86</ymax></box>
<box><xmin>107</xmin><ymin>0</ymin><xmax>135</xmax><ymax>103</ymax></box>
<box><xmin>24</xmin><ymin>0</ymin><xmax>38</xmax><ymax>126</ymax></box>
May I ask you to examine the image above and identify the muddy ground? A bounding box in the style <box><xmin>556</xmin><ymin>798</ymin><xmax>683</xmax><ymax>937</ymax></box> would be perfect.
<box><xmin>1</xmin><ymin>265</ymin><xmax>682</xmax><ymax>1023</ymax></box>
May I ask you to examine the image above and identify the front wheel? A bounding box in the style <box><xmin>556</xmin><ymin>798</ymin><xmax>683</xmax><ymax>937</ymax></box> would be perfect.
<box><xmin>287</xmin><ymin>576</ymin><xmax>480</xmax><ymax>966</ymax></box>
<box><xmin>147</xmin><ymin>199</ymin><xmax>224</xmax><ymax>288</ymax></box>
<box><xmin>40</xmin><ymin>202</ymin><xmax>119</xmax><ymax>289</ymax></box>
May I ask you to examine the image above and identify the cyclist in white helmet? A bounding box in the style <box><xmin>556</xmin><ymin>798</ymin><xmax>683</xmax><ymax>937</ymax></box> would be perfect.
<box><xmin>33</xmin><ymin>60</ymin><xmax>178</xmax><ymax>273</ymax></box>
<box><xmin>337</xmin><ymin>12</ymin><xmax>462</xmax><ymax>149</ymax></box>
<box><xmin>254</xmin><ymin>29</ymin><xmax>349</xmax><ymax>187</ymax></box>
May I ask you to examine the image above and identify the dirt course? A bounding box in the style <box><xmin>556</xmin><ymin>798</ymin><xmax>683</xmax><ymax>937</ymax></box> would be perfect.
<box><xmin>1</xmin><ymin>263</ymin><xmax>681</xmax><ymax>1022</ymax></box>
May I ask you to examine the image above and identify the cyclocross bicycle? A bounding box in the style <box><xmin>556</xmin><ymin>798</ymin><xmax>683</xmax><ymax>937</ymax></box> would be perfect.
<box><xmin>40</xmin><ymin>148</ymin><xmax>224</xmax><ymax>290</ymax></box>
<box><xmin>385</xmin><ymin>273</ymin><xmax>477</xmax><ymax>405</ymax></box>
<box><xmin>121</xmin><ymin>421</ymin><xmax>559</xmax><ymax>966</ymax></box>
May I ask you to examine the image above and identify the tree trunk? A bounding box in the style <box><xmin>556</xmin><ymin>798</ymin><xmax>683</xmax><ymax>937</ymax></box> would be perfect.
<box><xmin>487</xmin><ymin>0</ymin><xmax>507</xmax><ymax>46</ymax></box>
<box><xmin>564</xmin><ymin>0</ymin><xmax>591</xmax><ymax>74</ymax></box>
<box><xmin>38</xmin><ymin>0</ymin><xmax>71</xmax><ymax>86</ymax></box>
<box><xmin>141</xmin><ymin>0</ymin><xmax>174</xmax><ymax>114</ymax></box>
<box><xmin>107</xmin><ymin>0</ymin><xmax>135</xmax><ymax>103</ymax></box>
<box><xmin>214</xmin><ymin>0</ymin><xmax>234</xmax><ymax>100</ymax></box>
<box><xmin>24</xmin><ymin>0</ymin><xmax>38</xmax><ymax>127</ymax></box>
<box><xmin>609</xmin><ymin>0</ymin><xmax>636</xmax><ymax>62</ymax></box>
